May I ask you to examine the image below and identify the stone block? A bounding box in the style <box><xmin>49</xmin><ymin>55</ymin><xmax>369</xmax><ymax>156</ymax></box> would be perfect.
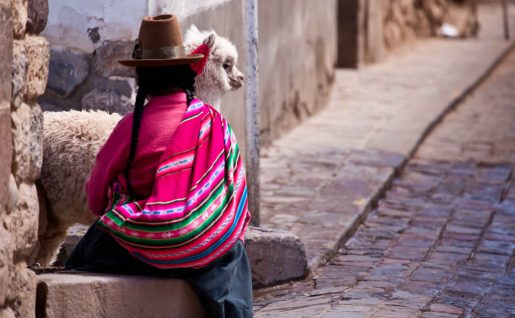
<box><xmin>0</xmin><ymin>308</ymin><xmax>15</xmax><ymax>318</ymax></box>
<box><xmin>444</xmin><ymin>1</ymin><xmax>479</xmax><ymax>38</ymax></box>
<box><xmin>36</xmin><ymin>273</ymin><xmax>207</xmax><ymax>318</ymax></box>
<box><xmin>11</xmin><ymin>102</ymin><xmax>42</xmax><ymax>182</ymax></box>
<box><xmin>46</xmin><ymin>48</ymin><xmax>90</xmax><ymax>97</ymax></box>
<box><xmin>24</xmin><ymin>35</ymin><xmax>49</xmax><ymax>100</ymax></box>
<box><xmin>0</xmin><ymin>228</ymin><xmax>14</xmax><ymax>306</ymax></box>
<box><xmin>4</xmin><ymin>182</ymin><xmax>39</xmax><ymax>259</ymax></box>
<box><xmin>416</xmin><ymin>8</ymin><xmax>433</xmax><ymax>37</ymax></box>
<box><xmin>11</xmin><ymin>0</ymin><xmax>27</xmax><ymax>39</ymax></box>
<box><xmin>103</xmin><ymin>76</ymin><xmax>135</xmax><ymax>97</ymax></box>
<box><xmin>7</xmin><ymin>264</ymin><xmax>36</xmax><ymax>318</ymax></box>
<box><xmin>7</xmin><ymin>174</ymin><xmax>18</xmax><ymax>212</ymax></box>
<box><xmin>94</xmin><ymin>40</ymin><xmax>134</xmax><ymax>78</ymax></box>
<box><xmin>245</xmin><ymin>226</ymin><xmax>307</xmax><ymax>287</ymax></box>
<box><xmin>81</xmin><ymin>87</ymin><xmax>134</xmax><ymax>114</ymax></box>
<box><xmin>0</xmin><ymin>0</ymin><xmax>12</xmax><ymax>102</ymax></box>
<box><xmin>26</xmin><ymin>0</ymin><xmax>48</xmax><ymax>34</ymax></box>
<box><xmin>384</xmin><ymin>21</ymin><xmax>404</xmax><ymax>49</ymax></box>
<box><xmin>0</xmin><ymin>106</ymin><xmax>11</xmax><ymax>211</ymax></box>
<box><xmin>11</xmin><ymin>102</ymin><xmax>30</xmax><ymax>182</ymax></box>
<box><xmin>58</xmin><ymin>227</ymin><xmax>307</xmax><ymax>288</ymax></box>
<box><xmin>12</xmin><ymin>39</ymin><xmax>27</xmax><ymax>109</ymax></box>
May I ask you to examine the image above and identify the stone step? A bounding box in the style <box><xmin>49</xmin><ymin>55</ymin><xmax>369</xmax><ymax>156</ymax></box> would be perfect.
<box><xmin>36</xmin><ymin>272</ymin><xmax>207</xmax><ymax>318</ymax></box>
<box><xmin>245</xmin><ymin>227</ymin><xmax>307</xmax><ymax>287</ymax></box>
<box><xmin>58</xmin><ymin>226</ymin><xmax>308</xmax><ymax>287</ymax></box>
<box><xmin>37</xmin><ymin>226</ymin><xmax>308</xmax><ymax>317</ymax></box>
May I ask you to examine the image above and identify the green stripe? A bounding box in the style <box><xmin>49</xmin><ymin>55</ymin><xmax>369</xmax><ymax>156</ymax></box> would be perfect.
<box><xmin>227</xmin><ymin>142</ymin><xmax>240</xmax><ymax>171</ymax></box>
<box><xmin>119</xmin><ymin>179</ymin><xmax>228</xmax><ymax>231</ymax></box>
<box><xmin>100</xmin><ymin>184</ymin><xmax>236</xmax><ymax>246</ymax></box>
<box><xmin>99</xmin><ymin>188</ymin><xmax>234</xmax><ymax>246</ymax></box>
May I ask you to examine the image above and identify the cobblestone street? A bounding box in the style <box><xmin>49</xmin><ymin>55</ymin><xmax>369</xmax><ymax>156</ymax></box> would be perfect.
<box><xmin>254</xmin><ymin>27</ymin><xmax>515</xmax><ymax>318</ymax></box>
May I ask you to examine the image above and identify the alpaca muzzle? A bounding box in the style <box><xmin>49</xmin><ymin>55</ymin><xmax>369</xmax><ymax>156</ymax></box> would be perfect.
<box><xmin>230</xmin><ymin>69</ymin><xmax>245</xmax><ymax>89</ymax></box>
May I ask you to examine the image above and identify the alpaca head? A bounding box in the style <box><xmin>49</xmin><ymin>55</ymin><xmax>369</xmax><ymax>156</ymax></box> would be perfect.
<box><xmin>185</xmin><ymin>25</ymin><xmax>245</xmax><ymax>109</ymax></box>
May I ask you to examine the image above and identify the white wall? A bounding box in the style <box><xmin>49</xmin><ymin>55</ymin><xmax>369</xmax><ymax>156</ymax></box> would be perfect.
<box><xmin>148</xmin><ymin>0</ymin><xmax>230</xmax><ymax>19</ymax></box>
<box><xmin>44</xmin><ymin>0</ymin><xmax>231</xmax><ymax>52</ymax></box>
<box><xmin>44</xmin><ymin>0</ymin><xmax>146</xmax><ymax>52</ymax></box>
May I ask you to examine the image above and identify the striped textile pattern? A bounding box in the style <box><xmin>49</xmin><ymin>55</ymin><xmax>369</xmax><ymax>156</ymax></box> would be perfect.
<box><xmin>97</xmin><ymin>99</ymin><xmax>250</xmax><ymax>269</ymax></box>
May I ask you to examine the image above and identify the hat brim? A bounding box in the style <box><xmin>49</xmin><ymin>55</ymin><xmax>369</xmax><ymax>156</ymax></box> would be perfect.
<box><xmin>118</xmin><ymin>54</ymin><xmax>204</xmax><ymax>67</ymax></box>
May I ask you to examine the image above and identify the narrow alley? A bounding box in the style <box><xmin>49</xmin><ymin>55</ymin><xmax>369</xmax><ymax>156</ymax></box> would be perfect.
<box><xmin>254</xmin><ymin>26</ymin><xmax>515</xmax><ymax>318</ymax></box>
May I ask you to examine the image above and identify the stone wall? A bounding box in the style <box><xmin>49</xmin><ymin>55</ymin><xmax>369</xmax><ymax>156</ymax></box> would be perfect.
<box><xmin>382</xmin><ymin>0</ymin><xmax>479</xmax><ymax>50</ymax></box>
<box><xmin>0</xmin><ymin>0</ymin><xmax>13</xmax><ymax>313</ymax></box>
<box><xmin>258</xmin><ymin>0</ymin><xmax>338</xmax><ymax>146</ymax></box>
<box><xmin>338</xmin><ymin>0</ymin><xmax>479</xmax><ymax>68</ymax></box>
<box><xmin>0</xmin><ymin>0</ymin><xmax>49</xmax><ymax>317</ymax></box>
<box><xmin>40</xmin><ymin>0</ymin><xmax>339</xmax><ymax>149</ymax></box>
<box><xmin>39</xmin><ymin>0</ymin><xmax>248</xmax><ymax>154</ymax></box>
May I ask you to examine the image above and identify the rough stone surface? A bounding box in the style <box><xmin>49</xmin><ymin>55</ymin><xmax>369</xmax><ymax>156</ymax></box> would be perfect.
<box><xmin>46</xmin><ymin>49</ymin><xmax>90</xmax><ymax>97</ymax></box>
<box><xmin>94</xmin><ymin>40</ymin><xmax>134</xmax><ymax>78</ymax></box>
<box><xmin>0</xmin><ymin>1</ymin><xmax>12</xmax><ymax>102</ymax></box>
<box><xmin>0</xmin><ymin>0</ymin><xmax>12</xmax><ymax>215</ymax></box>
<box><xmin>0</xmin><ymin>0</ymin><xmax>13</xmax><ymax>313</ymax></box>
<box><xmin>382</xmin><ymin>0</ymin><xmax>479</xmax><ymax>48</ymax></box>
<box><xmin>81</xmin><ymin>87</ymin><xmax>133</xmax><ymax>114</ymax></box>
<box><xmin>7</xmin><ymin>264</ymin><xmax>36</xmax><ymax>318</ymax></box>
<box><xmin>0</xmin><ymin>228</ymin><xmax>13</xmax><ymax>306</ymax></box>
<box><xmin>338</xmin><ymin>0</ymin><xmax>479</xmax><ymax>67</ymax></box>
<box><xmin>0</xmin><ymin>107</ymin><xmax>11</xmax><ymax>211</ymax></box>
<box><xmin>57</xmin><ymin>226</ymin><xmax>308</xmax><ymax>288</ymax></box>
<box><xmin>36</xmin><ymin>273</ymin><xmax>208</xmax><ymax>318</ymax></box>
<box><xmin>24</xmin><ymin>35</ymin><xmax>49</xmax><ymax>100</ymax></box>
<box><xmin>41</xmin><ymin>1</ymin><xmax>250</xmax><ymax>154</ymax></box>
<box><xmin>0</xmin><ymin>308</ymin><xmax>15</xmax><ymax>318</ymax></box>
<box><xmin>5</xmin><ymin>182</ymin><xmax>39</xmax><ymax>259</ymax></box>
<box><xmin>12</xmin><ymin>40</ymin><xmax>27</xmax><ymax>109</ymax></box>
<box><xmin>245</xmin><ymin>226</ymin><xmax>307</xmax><ymax>287</ymax></box>
<box><xmin>11</xmin><ymin>102</ymin><xmax>31</xmax><ymax>182</ymax></box>
<box><xmin>11</xmin><ymin>102</ymin><xmax>42</xmax><ymax>182</ymax></box>
<box><xmin>4</xmin><ymin>0</ymin><xmax>48</xmax><ymax>316</ymax></box>
<box><xmin>11</xmin><ymin>0</ymin><xmax>27</xmax><ymax>39</ymax></box>
<box><xmin>26</xmin><ymin>0</ymin><xmax>48</xmax><ymax>34</ymax></box>
<box><xmin>6</xmin><ymin>174</ymin><xmax>18</xmax><ymax>213</ymax></box>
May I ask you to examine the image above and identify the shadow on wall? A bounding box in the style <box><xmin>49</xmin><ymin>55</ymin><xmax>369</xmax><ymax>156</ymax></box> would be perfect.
<box><xmin>257</xmin><ymin>0</ymin><xmax>338</xmax><ymax>147</ymax></box>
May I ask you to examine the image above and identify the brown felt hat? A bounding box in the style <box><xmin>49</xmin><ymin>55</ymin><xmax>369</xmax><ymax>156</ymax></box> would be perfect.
<box><xmin>119</xmin><ymin>14</ymin><xmax>203</xmax><ymax>67</ymax></box>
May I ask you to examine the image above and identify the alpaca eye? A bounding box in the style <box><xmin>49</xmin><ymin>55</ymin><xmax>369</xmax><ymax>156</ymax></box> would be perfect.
<box><xmin>223</xmin><ymin>63</ymin><xmax>231</xmax><ymax>70</ymax></box>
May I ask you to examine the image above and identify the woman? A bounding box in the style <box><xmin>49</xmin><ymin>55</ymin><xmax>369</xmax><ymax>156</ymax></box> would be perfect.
<box><xmin>65</xmin><ymin>15</ymin><xmax>252</xmax><ymax>318</ymax></box>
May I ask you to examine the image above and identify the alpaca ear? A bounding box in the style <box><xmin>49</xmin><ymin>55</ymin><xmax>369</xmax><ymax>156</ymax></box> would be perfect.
<box><xmin>203</xmin><ymin>33</ymin><xmax>216</xmax><ymax>50</ymax></box>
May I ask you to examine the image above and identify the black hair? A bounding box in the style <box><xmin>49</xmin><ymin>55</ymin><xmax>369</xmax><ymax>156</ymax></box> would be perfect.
<box><xmin>124</xmin><ymin>65</ymin><xmax>197</xmax><ymax>197</ymax></box>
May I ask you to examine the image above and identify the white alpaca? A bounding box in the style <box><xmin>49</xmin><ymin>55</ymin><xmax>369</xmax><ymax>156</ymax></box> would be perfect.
<box><xmin>32</xmin><ymin>26</ymin><xmax>245</xmax><ymax>266</ymax></box>
<box><xmin>186</xmin><ymin>25</ymin><xmax>245</xmax><ymax>110</ymax></box>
